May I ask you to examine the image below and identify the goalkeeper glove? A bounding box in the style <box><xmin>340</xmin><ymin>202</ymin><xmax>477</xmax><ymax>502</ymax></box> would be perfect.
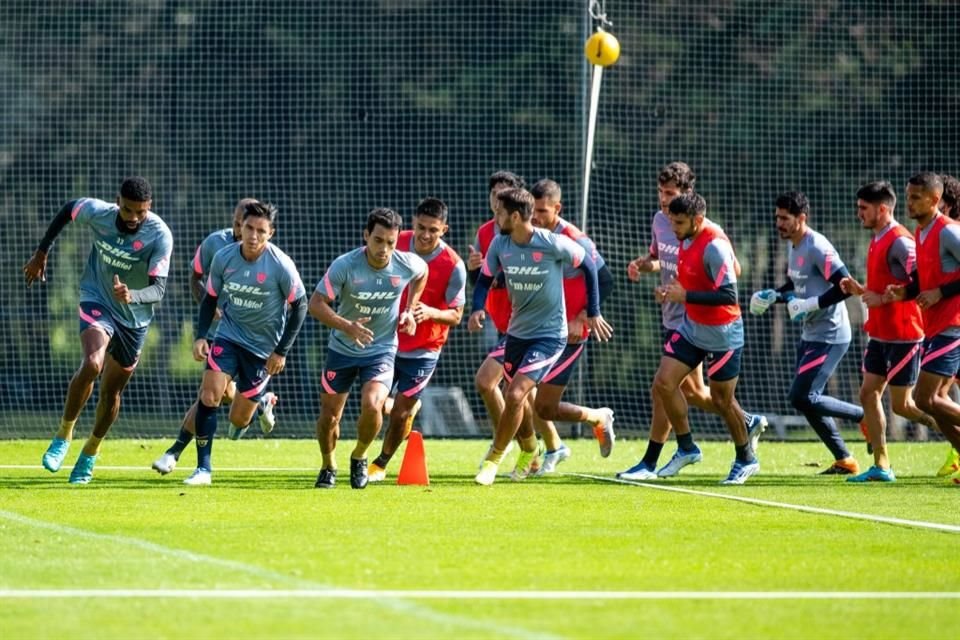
<box><xmin>787</xmin><ymin>296</ymin><xmax>818</xmax><ymax>322</ymax></box>
<box><xmin>749</xmin><ymin>289</ymin><xmax>778</xmax><ymax>315</ymax></box>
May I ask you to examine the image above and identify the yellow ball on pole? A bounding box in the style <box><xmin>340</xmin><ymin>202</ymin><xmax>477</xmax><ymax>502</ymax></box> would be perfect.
<box><xmin>584</xmin><ymin>31</ymin><xmax>620</xmax><ymax>67</ymax></box>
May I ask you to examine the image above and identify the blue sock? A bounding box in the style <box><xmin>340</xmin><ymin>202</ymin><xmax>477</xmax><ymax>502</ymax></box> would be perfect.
<box><xmin>166</xmin><ymin>427</ymin><xmax>194</xmax><ymax>459</ymax></box>
<box><xmin>677</xmin><ymin>432</ymin><xmax>697</xmax><ymax>452</ymax></box>
<box><xmin>194</xmin><ymin>400</ymin><xmax>218</xmax><ymax>472</ymax></box>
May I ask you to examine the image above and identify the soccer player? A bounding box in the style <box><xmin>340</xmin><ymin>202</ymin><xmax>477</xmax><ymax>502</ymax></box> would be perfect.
<box><xmin>177</xmin><ymin>201</ymin><xmax>306</xmax><ymax>485</ymax></box>
<box><xmin>23</xmin><ymin>177</ymin><xmax>173</xmax><ymax>484</ymax></box>
<box><xmin>935</xmin><ymin>173</ymin><xmax>960</xmax><ymax>477</ymax></box>
<box><xmin>467</xmin><ymin>171</ymin><xmax>526</xmax><ymax>446</ymax></box>
<box><xmin>368</xmin><ymin>198</ymin><xmax>466</xmax><ymax>482</ymax></box>
<box><xmin>885</xmin><ymin>172</ymin><xmax>960</xmax><ymax>484</ymax></box>
<box><xmin>469</xmin><ymin>188</ymin><xmax>613</xmax><ymax>486</ymax></box>
<box><xmin>620</xmin><ymin>162</ymin><xmax>765</xmax><ymax>481</ymax></box>
<box><xmin>749</xmin><ymin>191</ymin><xmax>864</xmax><ymax>475</ymax></box>
<box><xmin>310</xmin><ymin>208</ymin><xmax>427</xmax><ymax>489</ymax></box>
<box><xmin>528</xmin><ymin>178</ymin><xmax>616</xmax><ymax>473</ymax></box>
<box><xmin>838</xmin><ymin>181</ymin><xmax>937</xmax><ymax>482</ymax></box>
<box><xmin>652</xmin><ymin>193</ymin><xmax>758</xmax><ymax>484</ymax></box>
<box><xmin>151</xmin><ymin>199</ymin><xmax>279</xmax><ymax>477</ymax></box>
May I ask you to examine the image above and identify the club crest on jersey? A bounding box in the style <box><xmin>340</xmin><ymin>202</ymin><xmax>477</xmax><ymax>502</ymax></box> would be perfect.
<box><xmin>212</xmin><ymin>346</ymin><xmax>224</xmax><ymax>356</ymax></box>
<box><xmin>257</xmin><ymin>272</ymin><xmax>267</xmax><ymax>284</ymax></box>
<box><xmin>504</xmin><ymin>362</ymin><xmax>513</xmax><ymax>372</ymax></box>
<box><xmin>532</xmin><ymin>251</ymin><xmax>543</xmax><ymax>262</ymax></box>
<box><xmin>91</xmin><ymin>308</ymin><xmax>102</xmax><ymax>317</ymax></box>
<box><xmin>132</xmin><ymin>240</ymin><xmax>144</xmax><ymax>251</ymax></box>
<box><xmin>391</xmin><ymin>275</ymin><xmax>401</xmax><ymax>287</ymax></box>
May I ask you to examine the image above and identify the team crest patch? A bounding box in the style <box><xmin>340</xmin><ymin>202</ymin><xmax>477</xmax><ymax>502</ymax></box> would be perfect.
<box><xmin>132</xmin><ymin>240</ymin><xmax>144</xmax><ymax>251</ymax></box>
<box><xmin>504</xmin><ymin>362</ymin><xmax>513</xmax><ymax>372</ymax></box>
<box><xmin>212</xmin><ymin>346</ymin><xmax>224</xmax><ymax>356</ymax></box>
<box><xmin>257</xmin><ymin>272</ymin><xmax>267</xmax><ymax>284</ymax></box>
<box><xmin>91</xmin><ymin>309</ymin><xmax>102</xmax><ymax>317</ymax></box>
<box><xmin>326</xmin><ymin>371</ymin><xmax>336</xmax><ymax>381</ymax></box>
<box><xmin>390</xmin><ymin>275</ymin><xmax>401</xmax><ymax>287</ymax></box>
<box><xmin>532</xmin><ymin>251</ymin><xmax>543</xmax><ymax>262</ymax></box>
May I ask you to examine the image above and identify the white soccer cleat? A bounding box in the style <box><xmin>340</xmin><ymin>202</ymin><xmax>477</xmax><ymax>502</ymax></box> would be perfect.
<box><xmin>535</xmin><ymin>443</ymin><xmax>571</xmax><ymax>476</ymax></box>
<box><xmin>593</xmin><ymin>408</ymin><xmax>615</xmax><ymax>458</ymax></box>
<box><xmin>258</xmin><ymin>392</ymin><xmax>277</xmax><ymax>434</ymax></box>
<box><xmin>747</xmin><ymin>414</ymin><xmax>768</xmax><ymax>453</ymax></box>
<box><xmin>478</xmin><ymin>440</ymin><xmax>514</xmax><ymax>471</ymax></box>
<box><xmin>367</xmin><ymin>463</ymin><xmax>387</xmax><ymax>483</ymax></box>
<box><xmin>475</xmin><ymin>460</ymin><xmax>499</xmax><ymax>486</ymax></box>
<box><xmin>151</xmin><ymin>453</ymin><xmax>178</xmax><ymax>475</ymax></box>
<box><xmin>183</xmin><ymin>468</ymin><xmax>212</xmax><ymax>486</ymax></box>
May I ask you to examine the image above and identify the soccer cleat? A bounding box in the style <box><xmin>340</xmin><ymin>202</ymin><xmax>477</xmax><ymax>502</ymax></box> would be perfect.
<box><xmin>314</xmin><ymin>468</ymin><xmax>336</xmax><ymax>489</ymax></box>
<box><xmin>936</xmin><ymin>447</ymin><xmax>960</xmax><ymax>477</ymax></box>
<box><xmin>819</xmin><ymin>457</ymin><xmax>860</xmax><ymax>475</ymax></box>
<box><xmin>42</xmin><ymin>437</ymin><xmax>71</xmax><ymax>473</ymax></box>
<box><xmin>401</xmin><ymin>399</ymin><xmax>422</xmax><ymax>440</ymax></box>
<box><xmin>860</xmin><ymin>421</ymin><xmax>873</xmax><ymax>455</ymax></box>
<box><xmin>183</xmin><ymin>468</ymin><xmax>212</xmax><ymax>486</ymax></box>
<box><xmin>656</xmin><ymin>446</ymin><xmax>703</xmax><ymax>478</ymax></box>
<box><xmin>475</xmin><ymin>460</ymin><xmax>499</xmax><ymax>486</ymax></box>
<box><xmin>535</xmin><ymin>444</ymin><xmax>572</xmax><ymax>476</ymax></box>
<box><xmin>350</xmin><ymin>457</ymin><xmax>368</xmax><ymax>489</ymax></box>
<box><xmin>746</xmin><ymin>414</ymin><xmax>767</xmax><ymax>452</ymax></box>
<box><xmin>592</xmin><ymin>407</ymin><xmax>616</xmax><ymax>458</ymax></box>
<box><xmin>151</xmin><ymin>452</ymin><xmax>178</xmax><ymax>475</ymax></box>
<box><xmin>618</xmin><ymin>461</ymin><xmax>659</xmax><ymax>481</ymax></box>
<box><xmin>721</xmin><ymin>459</ymin><xmax>760</xmax><ymax>485</ymax></box>
<box><xmin>68</xmin><ymin>453</ymin><xmax>97</xmax><ymax>485</ymax></box>
<box><xmin>258</xmin><ymin>392</ymin><xmax>277</xmax><ymax>435</ymax></box>
<box><xmin>226</xmin><ymin>423</ymin><xmax>249</xmax><ymax>441</ymax></box>
<box><xmin>511</xmin><ymin>441</ymin><xmax>545</xmax><ymax>482</ymax></box>
<box><xmin>367</xmin><ymin>462</ymin><xmax>387</xmax><ymax>483</ymax></box>
<box><xmin>847</xmin><ymin>465</ymin><xmax>896</xmax><ymax>483</ymax></box>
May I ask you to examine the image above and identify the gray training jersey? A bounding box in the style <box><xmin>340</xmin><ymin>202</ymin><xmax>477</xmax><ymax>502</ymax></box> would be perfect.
<box><xmin>787</xmin><ymin>228</ymin><xmax>851</xmax><ymax>344</ymax></box>
<box><xmin>318</xmin><ymin>247</ymin><xmax>428</xmax><ymax>358</ymax></box>
<box><xmin>206</xmin><ymin>243</ymin><xmax>306</xmax><ymax>360</ymax></box>
<box><xmin>649</xmin><ymin>210</ymin><xmax>684</xmax><ymax>330</ymax></box>
<box><xmin>482</xmin><ymin>228</ymin><xmax>586</xmax><ymax>340</ymax></box>
<box><xmin>677</xmin><ymin>237</ymin><xmax>745</xmax><ymax>351</ymax></box>
<box><xmin>72</xmin><ymin>197</ymin><xmax>173</xmax><ymax>329</ymax></box>
<box><xmin>192</xmin><ymin>227</ymin><xmax>237</xmax><ymax>339</ymax></box>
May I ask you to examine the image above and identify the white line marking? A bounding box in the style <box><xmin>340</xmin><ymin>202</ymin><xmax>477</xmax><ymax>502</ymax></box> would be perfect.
<box><xmin>0</xmin><ymin>589</ymin><xmax>957</xmax><ymax>600</ymax></box>
<box><xmin>0</xmin><ymin>510</ymin><xmax>554</xmax><ymax>640</ymax></box>
<box><xmin>568</xmin><ymin>473</ymin><xmax>960</xmax><ymax>534</ymax></box>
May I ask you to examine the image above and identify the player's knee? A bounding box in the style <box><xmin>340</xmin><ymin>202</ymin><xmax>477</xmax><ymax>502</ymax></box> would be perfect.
<box><xmin>651</xmin><ymin>373</ymin><xmax>674</xmax><ymax>399</ymax></box>
<box><xmin>77</xmin><ymin>354</ymin><xmax>104</xmax><ymax>379</ymax></box>
<box><xmin>858</xmin><ymin>386</ymin><xmax>880</xmax><ymax>406</ymax></box>
<box><xmin>198</xmin><ymin>389</ymin><xmax>221</xmax><ymax>407</ymax></box>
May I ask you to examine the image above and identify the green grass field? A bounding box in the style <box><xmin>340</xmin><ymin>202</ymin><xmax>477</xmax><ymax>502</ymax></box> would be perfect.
<box><xmin>0</xmin><ymin>438</ymin><xmax>957</xmax><ymax>639</ymax></box>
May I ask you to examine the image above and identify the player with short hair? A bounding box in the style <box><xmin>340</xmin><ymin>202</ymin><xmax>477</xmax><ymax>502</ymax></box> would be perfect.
<box><xmin>750</xmin><ymin>191</ymin><xmax>864</xmax><ymax>475</ymax></box>
<box><xmin>885</xmin><ymin>173</ymin><xmax>960</xmax><ymax>484</ymax></box>
<box><xmin>311</xmin><ymin>208</ymin><xmax>427</xmax><ymax>489</ymax></box>
<box><xmin>24</xmin><ymin>176</ymin><xmax>173</xmax><ymax>484</ymax></box>
<box><xmin>620</xmin><ymin>162</ymin><xmax>766</xmax><ymax>481</ymax></box>
<box><xmin>839</xmin><ymin>181</ymin><xmax>937</xmax><ymax>482</ymax></box>
<box><xmin>151</xmin><ymin>198</ymin><xmax>279</xmax><ymax>476</ymax></box>
<box><xmin>176</xmin><ymin>201</ymin><xmax>306</xmax><ymax>485</ymax></box>
<box><xmin>653</xmin><ymin>193</ymin><xmax>758</xmax><ymax>484</ymax></box>
<box><xmin>467</xmin><ymin>171</ymin><xmax>527</xmax><ymax>450</ymax></box>
<box><xmin>469</xmin><ymin>188</ymin><xmax>613</xmax><ymax>486</ymax></box>
<box><xmin>368</xmin><ymin>198</ymin><xmax>466</xmax><ymax>482</ymax></box>
<box><xmin>528</xmin><ymin>178</ymin><xmax>616</xmax><ymax>473</ymax></box>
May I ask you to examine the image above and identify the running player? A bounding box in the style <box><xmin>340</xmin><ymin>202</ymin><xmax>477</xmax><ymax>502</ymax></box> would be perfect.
<box><xmin>24</xmin><ymin>177</ymin><xmax>173</xmax><ymax>484</ymax></box>
<box><xmin>310</xmin><ymin>208</ymin><xmax>427</xmax><ymax>489</ymax></box>
<box><xmin>177</xmin><ymin>201</ymin><xmax>307</xmax><ymax>485</ymax></box>
<box><xmin>935</xmin><ymin>174</ymin><xmax>960</xmax><ymax>477</ymax></box>
<box><xmin>839</xmin><ymin>181</ymin><xmax>936</xmax><ymax>482</ymax></box>
<box><xmin>653</xmin><ymin>193</ymin><xmax>758</xmax><ymax>484</ymax></box>
<box><xmin>368</xmin><ymin>198</ymin><xmax>466</xmax><ymax>482</ymax></box>
<box><xmin>470</xmin><ymin>188</ymin><xmax>613</xmax><ymax>486</ymax></box>
<box><xmin>749</xmin><ymin>191</ymin><xmax>864</xmax><ymax>475</ymax></box>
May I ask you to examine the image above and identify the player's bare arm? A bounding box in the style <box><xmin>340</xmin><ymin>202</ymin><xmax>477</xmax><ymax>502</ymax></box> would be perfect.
<box><xmin>309</xmin><ymin>291</ymin><xmax>373</xmax><ymax>347</ymax></box>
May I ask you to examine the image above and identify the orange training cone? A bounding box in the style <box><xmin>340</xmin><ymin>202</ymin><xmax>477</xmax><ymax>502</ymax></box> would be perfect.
<box><xmin>397</xmin><ymin>430</ymin><xmax>429</xmax><ymax>486</ymax></box>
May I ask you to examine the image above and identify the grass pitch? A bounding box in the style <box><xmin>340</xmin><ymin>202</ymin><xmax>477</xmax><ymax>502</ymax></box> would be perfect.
<box><xmin>0</xmin><ymin>438</ymin><xmax>956</xmax><ymax>639</ymax></box>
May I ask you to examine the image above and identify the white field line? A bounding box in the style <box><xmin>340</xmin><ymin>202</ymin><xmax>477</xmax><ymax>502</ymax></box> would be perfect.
<box><xmin>569</xmin><ymin>473</ymin><xmax>960</xmax><ymax>534</ymax></box>
<box><xmin>0</xmin><ymin>589</ymin><xmax>958</xmax><ymax>600</ymax></box>
<box><xmin>0</xmin><ymin>510</ymin><xmax>555</xmax><ymax>640</ymax></box>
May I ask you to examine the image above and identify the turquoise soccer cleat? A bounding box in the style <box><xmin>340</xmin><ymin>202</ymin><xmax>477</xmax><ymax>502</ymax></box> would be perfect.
<box><xmin>42</xmin><ymin>438</ymin><xmax>71</xmax><ymax>473</ymax></box>
<box><xmin>847</xmin><ymin>466</ymin><xmax>896</xmax><ymax>483</ymax></box>
<box><xmin>68</xmin><ymin>453</ymin><xmax>97</xmax><ymax>484</ymax></box>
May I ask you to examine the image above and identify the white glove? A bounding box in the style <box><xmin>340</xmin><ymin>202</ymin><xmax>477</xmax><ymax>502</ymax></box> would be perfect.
<box><xmin>787</xmin><ymin>296</ymin><xmax>818</xmax><ymax>322</ymax></box>
<box><xmin>749</xmin><ymin>289</ymin><xmax>778</xmax><ymax>315</ymax></box>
